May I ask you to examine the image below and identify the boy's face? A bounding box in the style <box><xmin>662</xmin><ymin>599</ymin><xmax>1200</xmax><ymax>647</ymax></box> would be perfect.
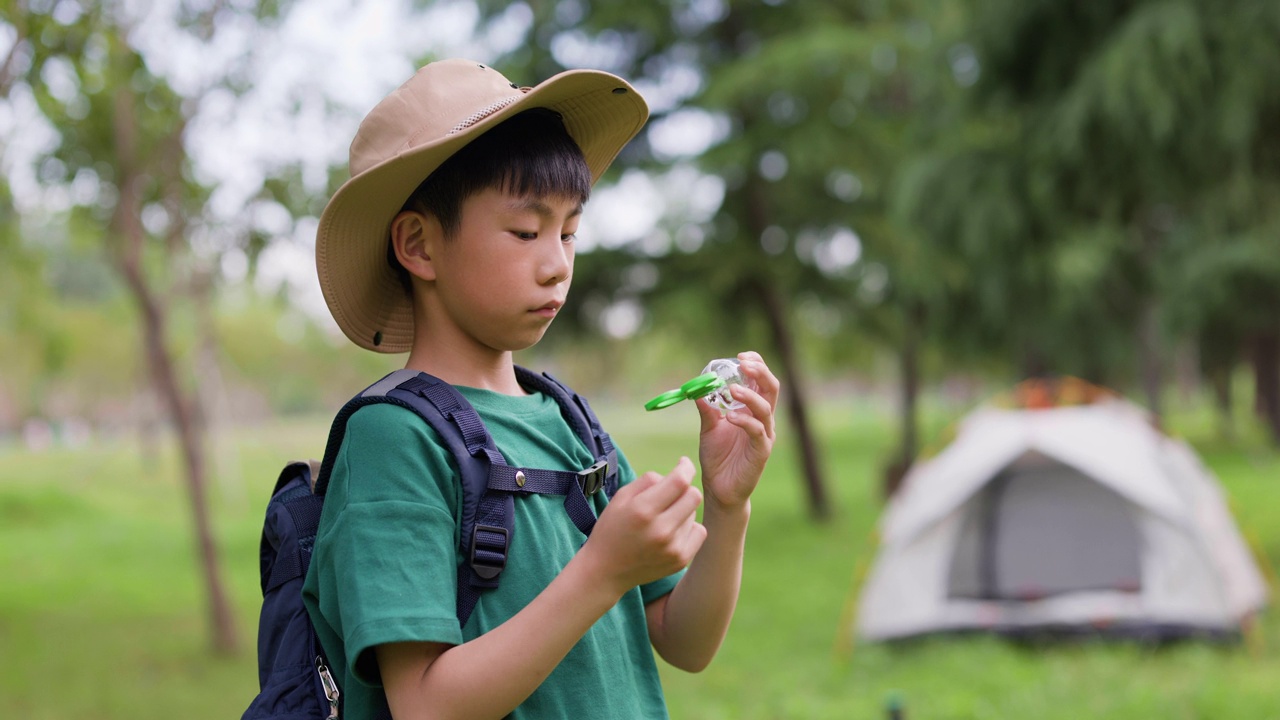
<box><xmin>427</xmin><ymin>186</ymin><xmax>581</xmax><ymax>354</ymax></box>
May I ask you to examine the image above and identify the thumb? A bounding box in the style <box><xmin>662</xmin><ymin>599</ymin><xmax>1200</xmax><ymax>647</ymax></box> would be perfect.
<box><xmin>695</xmin><ymin>396</ymin><xmax>721</xmax><ymax>434</ymax></box>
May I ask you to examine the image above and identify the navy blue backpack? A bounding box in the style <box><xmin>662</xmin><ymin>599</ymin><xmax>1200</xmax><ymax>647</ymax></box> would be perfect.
<box><xmin>243</xmin><ymin>367</ymin><xmax>620</xmax><ymax>719</ymax></box>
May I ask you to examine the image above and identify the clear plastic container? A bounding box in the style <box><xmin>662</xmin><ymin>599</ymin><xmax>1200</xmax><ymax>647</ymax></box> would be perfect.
<box><xmin>700</xmin><ymin>358</ymin><xmax>755</xmax><ymax>413</ymax></box>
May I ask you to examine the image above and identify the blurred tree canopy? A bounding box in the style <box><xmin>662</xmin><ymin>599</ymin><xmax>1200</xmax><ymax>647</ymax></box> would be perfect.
<box><xmin>902</xmin><ymin>0</ymin><xmax>1280</xmax><ymax>438</ymax></box>
<box><xmin>474</xmin><ymin>0</ymin><xmax>1280</xmax><ymax>460</ymax></box>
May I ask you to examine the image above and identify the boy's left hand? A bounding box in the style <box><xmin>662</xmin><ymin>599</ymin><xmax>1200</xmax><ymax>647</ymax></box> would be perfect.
<box><xmin>695</xmin><ymin>351</ymin><xmax>779</xmax><ymax>511</ymax></box>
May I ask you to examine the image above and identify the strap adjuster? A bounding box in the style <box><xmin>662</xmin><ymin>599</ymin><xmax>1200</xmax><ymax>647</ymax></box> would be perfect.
<box><xmin>469</xmin><ymin>524</ymin><xmax>509</xmax><ymax>580</ymax></box>
<box><xmin>577</xmin><ymin>459</ymin><xmax>609</xmax><ymax>496</ymax></box>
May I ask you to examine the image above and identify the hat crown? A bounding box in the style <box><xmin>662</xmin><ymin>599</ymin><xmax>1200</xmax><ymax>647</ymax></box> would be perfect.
<box><xmin>349</xmin><ymin>59</ymin><xmax>523</xmax><ymax>177</ymax></box>
<box><xmin>317</xmin><ymin>59</ymin><xmax>648</xmax><ymax>353</ymax></box>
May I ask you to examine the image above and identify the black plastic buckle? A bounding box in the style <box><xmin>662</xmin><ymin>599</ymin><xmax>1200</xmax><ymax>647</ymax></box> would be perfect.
<box><xmin>469</xmin><ymin>524</ymin><xmax>509</xmax><ymax>580</ymax></box>
<box><xmin>577</xmin><ymin>459</ymin><xmax>609</xmax><ymax>496</ymax></box>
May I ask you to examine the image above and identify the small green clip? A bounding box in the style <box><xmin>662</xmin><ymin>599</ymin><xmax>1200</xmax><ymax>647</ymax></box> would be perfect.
<box><xmin>645</xmin><ymin>372</ymin><xmax>725</xmax><ymax>411</ymax></box>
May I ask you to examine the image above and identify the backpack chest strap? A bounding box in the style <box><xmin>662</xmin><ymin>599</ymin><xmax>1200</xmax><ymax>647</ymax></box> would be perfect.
<box><xmin>487</xmin><ymin>453</ymin><xmax>618</xmax><ymax>496</ymax></box>
<box><xmin>485</xmin><ymin>450</ymin><xmax>618</xmax><ymax>539</ymax></box>
<box><xmin>459</xmin><ymin>456</ymin><xmax>614</xmax><ymax>627</ymax></box>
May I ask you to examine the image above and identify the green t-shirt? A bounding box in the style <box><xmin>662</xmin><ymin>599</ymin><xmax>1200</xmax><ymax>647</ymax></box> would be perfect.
<box><xmin>302</xmin><ymin>385</ymin><xmax>683</xmax><ymax>719</ymax></box>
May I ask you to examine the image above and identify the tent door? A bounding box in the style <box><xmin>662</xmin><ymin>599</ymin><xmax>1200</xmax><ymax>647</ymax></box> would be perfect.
<box><xmin>947</xmin><ymin>455</ymin><xmax>1143</xmax><ymax>600</ymax></box>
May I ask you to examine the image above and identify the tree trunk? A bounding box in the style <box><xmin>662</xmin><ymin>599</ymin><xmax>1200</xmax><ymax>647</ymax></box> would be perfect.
<box><xmin>111</xmin><ymin>78</ymin><xmax>237</xmax><ymax>654</ymax></box>
<box><xmin>192</xmin><ymin>268</ymin><xmax>245</xmax><ymax>503</ymax></box>
<box><xmin>1082</xmin><ymin>352</ymin><xmax>1108</xmax><ymax>390</ymax></box>
<box><xmin>0</xmin><ymin>16</ymin><xmax>27</xmax><ymax>98</ymax></box>
<box><xmin>1135</xmin><ymin>218</ymin><xmax>1164</xmax><ymax>427</ymax></box>
<box><xmin>1021</xmin><ymin>341</ymin><xmax>1047</xmax><ymax>380</ymax></box>
<box><xmin>1137</xmin><ymin>298</ymin><xmax>1164</xmax><ymax>427</ymax></box>
<box><xmin>884</xmin><ymin>302</ymin><xmax>922</xmax><ymax>499</ymax></box>
<box><xmin>738</xmin><ymin>167</ymin><xmax>830</xmax><ymax>521</ymax></box>
<box><xmin>1252</xmin><ymin>330</ymin><xmax>1280</xmax><ymax>445</ymax></box>
<box><xmin>120</xmin><ymin>261</ymin><xmax>238</xmax><ymax>655</ymax></box>
<box><xmin>1210</xmin><ymin>365</ymin><xmax>1235</xmax><ymax>442</ymax></box>
<box><xmin>754</xmin><ymin>277</ymin><xmax>831</xmax><ymax>520</ymax></box>
<box><xmin>1174</xmin><ymin>340</ymin><xmax>1200</xmax><ymax>408</ymax></box>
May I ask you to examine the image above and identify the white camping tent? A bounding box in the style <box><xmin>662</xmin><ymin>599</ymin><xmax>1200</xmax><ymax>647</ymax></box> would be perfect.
<box><xmin>857</xmin><ymin>394</ymin><xmax>1268</xmax><ymax>641</ymax></box>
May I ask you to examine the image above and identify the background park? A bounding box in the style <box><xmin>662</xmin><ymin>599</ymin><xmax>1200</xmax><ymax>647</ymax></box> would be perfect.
<box><xmin>3</xmin><ymin>0</ymin><xmax>1280</xmax><ymax>717</ymax></box>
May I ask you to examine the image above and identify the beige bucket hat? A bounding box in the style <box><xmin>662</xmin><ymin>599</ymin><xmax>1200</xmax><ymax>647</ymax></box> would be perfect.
<box><xmin>316</xmin><ymin>58</ymin><xmax>649</xmax><ymax>353</ymax></box>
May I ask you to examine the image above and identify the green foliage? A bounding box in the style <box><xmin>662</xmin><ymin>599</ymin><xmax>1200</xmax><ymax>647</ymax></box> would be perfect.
<box><xmin>890</xmin><ymin>0</ymin><xmax>1280</xmax><ymax>386</ymax></box>
<box><xmin>0</xmin><ymin>275</ymin><xmax>411</xmax><ymax>427</ymax></box>
<box><xmin>0</xmin><ymin>1</ymin><xmax>363</xmax><ymax>433</ymax></box>
<box><xmin>476</xmin><ymin>1</ymin><xmax>910</xmax><ymax>349</ymax></box>
<box><xmin>2</xmin><ymin>296</ymin><xmax>123</xmax><ymax>421</ymax></box>
<box><xmin>214</xmin><ymin>292</ymin><xmax>401</xmax><ymax>414</ymax></box>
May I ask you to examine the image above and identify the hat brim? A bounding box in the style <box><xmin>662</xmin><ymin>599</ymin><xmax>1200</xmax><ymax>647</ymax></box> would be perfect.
<box><xmin>316</xmin><ymin>69</ymin><xmax>648</xmax><ymax>353</ymax></box>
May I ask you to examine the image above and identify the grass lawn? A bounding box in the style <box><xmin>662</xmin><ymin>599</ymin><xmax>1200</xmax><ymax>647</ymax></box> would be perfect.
<box><xmin>1</xmin><ymin>398</ymin><xmax>1278</xmax><ymax>718</ymax></box>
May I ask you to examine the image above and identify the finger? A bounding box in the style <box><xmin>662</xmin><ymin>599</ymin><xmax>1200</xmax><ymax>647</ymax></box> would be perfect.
<box><xmin>635</xmin><ymin>456</ymin><xmax>696</xmax><ymax>512</ymax></box>
<box><xmin>725</xmin><ymin>410</ymin><xmax>769</xmax><ymax>445</ymax></box>
<box><xmin>695</xmin><ymin>394</ymin><xmax>722</xmax><ymax>434</ymax></box>
<box><xmin>728</xmin><ymin>384</ymin><xmax>775</xmax><ymax>439</ymax></box>
<box><xmin>737</xmin><ymin>352</ymin><xmax>780</xmax><ymax>412</ymax></box>
<box><xmin>656</xmin><ymin>483</ymin><xmax>703</xmax><ymax>529</ymax></box>
<box><xmin>677</xmin><ymin>519</ymin><xmax>708</xmax><ymax>561</ymax></box>
<box><xmin>740</xmin><ymin>356</ymin><xmax>780</xmax><ymax>411</ymax></box>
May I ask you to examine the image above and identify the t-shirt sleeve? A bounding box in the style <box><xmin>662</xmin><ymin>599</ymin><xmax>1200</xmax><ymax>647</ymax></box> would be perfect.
<box><xmin>314</xmin><ymin>403</ymin><xmax>465</xmax><ymax>687</ymax></box>
<box><xmin>611</xmin><ymin>447</ymin><xmax>687</xmax><ymax>603</ymax></box>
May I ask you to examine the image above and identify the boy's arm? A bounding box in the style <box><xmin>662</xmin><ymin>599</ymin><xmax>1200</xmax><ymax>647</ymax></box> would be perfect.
<box><xmin>645</xmin><ymin>497</ymin><xmax>750</xmax><ymax>672</ymax></box>
<box><xmin>646</xmin><ymin>352</ymin><xmax>778</xmax><ymax>672</ymax></box>
<box><xmin>377</xmin><ymin>549</ymin><xmax>622</xmax><ymax>720</ymax></box>
<box><xmin>378</xmin><ymin>458</ymin><xmax>706</xmax><ymax>720</ymax></box>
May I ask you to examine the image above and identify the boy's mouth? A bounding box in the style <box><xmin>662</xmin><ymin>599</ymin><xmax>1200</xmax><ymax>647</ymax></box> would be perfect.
<box><xmin>532</xmin><ymin>300</ymin><xmax>563</xmax><ymax>318</ymax></box>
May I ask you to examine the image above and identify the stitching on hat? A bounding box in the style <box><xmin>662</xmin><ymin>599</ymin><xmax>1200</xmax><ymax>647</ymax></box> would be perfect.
<box><xmin>448</xmin><ymin>96</ymin><xmax>520</xmax><ymax>135</ymax></box>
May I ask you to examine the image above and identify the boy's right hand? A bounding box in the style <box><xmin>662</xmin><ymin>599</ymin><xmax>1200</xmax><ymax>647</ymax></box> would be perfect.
<box><xmin>583</xmin><ymin>456</ymin><xmax>707</xmax><ymax>596</ymax></box>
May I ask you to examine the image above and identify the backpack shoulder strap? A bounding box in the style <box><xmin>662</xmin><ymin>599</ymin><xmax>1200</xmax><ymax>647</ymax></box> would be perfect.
<box><xmin>312</xmin><ymin>369</ymin><xmax>610</xmax><ymax>629</ymax></box>
<box><xmin>312</xmin><ymin>369</ymin><xmax>477</xmax><ymax>495</ymax></box>
<box><xmin>311</xmin><ymin>369</ymin><xmax>512</xmax><ymax>630</ymax></box>
<box><xmin>514</xmin><ymin>366</ymin><xmax>621</xmax><ymax>497</ymax></box>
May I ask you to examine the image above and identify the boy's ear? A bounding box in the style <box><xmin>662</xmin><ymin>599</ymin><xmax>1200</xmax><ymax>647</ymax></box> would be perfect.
<box><xmin>390</xmin><ymin>210</ymin><xmax>442</xmax><ymax>282</ymax></box>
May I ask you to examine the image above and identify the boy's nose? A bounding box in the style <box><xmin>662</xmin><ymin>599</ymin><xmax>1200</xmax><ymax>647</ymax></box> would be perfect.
<box><xmin>538</xmin><ymin>240</ymin><xmax>573</xmax><ymax>285</ymax></box>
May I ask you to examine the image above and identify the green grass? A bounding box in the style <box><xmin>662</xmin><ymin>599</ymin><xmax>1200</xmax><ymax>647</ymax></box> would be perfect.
<box><xmin>2</xmin><ymin>401</ymin><xmax>1278</xmax><ymax>718</ymax></box>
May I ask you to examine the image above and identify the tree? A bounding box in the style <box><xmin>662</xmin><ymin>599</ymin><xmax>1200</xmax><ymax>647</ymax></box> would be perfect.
<box><xmin>903</xmin><ymin>0</ymin><xmax>1280</xmax><ymax>442</ymax></box>
<box><xmin>2</xmin><ymin>1</ymin><xmax>282</xmax><ymax>653</ymax></box>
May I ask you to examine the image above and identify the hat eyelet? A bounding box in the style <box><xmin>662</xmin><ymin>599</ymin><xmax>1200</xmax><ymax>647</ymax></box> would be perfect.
<box><xmin>373</xmin><ymin>331</ymin><xmax>383</xmax><ymax>346</ymax></box>
<box><xmin>612</xmin><ymin>87</ymin><xmax>627</xmax><ymax>94</ymax></box>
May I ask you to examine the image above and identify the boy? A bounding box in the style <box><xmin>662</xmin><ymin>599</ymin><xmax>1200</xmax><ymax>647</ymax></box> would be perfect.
<box><xmin>303</xmin><ymin>58</ymin><xmax>779</xmax><ymax>719</ymax></box>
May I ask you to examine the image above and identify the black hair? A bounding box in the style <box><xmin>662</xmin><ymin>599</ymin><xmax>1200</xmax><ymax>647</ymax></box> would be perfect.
<box><xmin>388</xmin><ymin>108</ymin><xmax>592</xmax><ymax>294</ymax></box>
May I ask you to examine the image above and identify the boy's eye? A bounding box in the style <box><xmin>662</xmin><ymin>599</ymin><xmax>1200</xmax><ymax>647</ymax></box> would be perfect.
<box><xmin>515</xmin><ymin>231</ymin><xmax>537</xmax><ymax>240</ymax></box>
<box><xmin>561</xmin><ymin>233</ymin><xmax>576</xmax><ymax>243</ymax></box>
